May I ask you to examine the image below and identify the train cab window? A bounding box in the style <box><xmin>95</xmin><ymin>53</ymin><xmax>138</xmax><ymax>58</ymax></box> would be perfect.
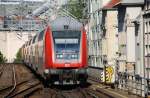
<box><xmin>53</xmin><ymin>31</ymin><xmax>81</xmax><ymax>38</ymax></box>
<box><xmin>38</xmin><ymin>30</ymin><xmax>44</xmax><ymax>41</ymax></box>
<box><xmin>53</xmin><ymin>31</ymin><xmax>81</xmax><ymax>60</ymax></box>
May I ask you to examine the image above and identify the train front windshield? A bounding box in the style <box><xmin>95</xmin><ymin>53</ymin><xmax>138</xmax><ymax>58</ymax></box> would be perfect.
<box><xmin>53</xmin><ymin>31</ymin><xmax>81</xmax><ymax>60</ymax></box>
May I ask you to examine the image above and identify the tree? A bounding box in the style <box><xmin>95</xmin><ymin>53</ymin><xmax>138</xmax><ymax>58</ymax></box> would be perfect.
<box><xmin>0</xmin><ymin>51</ymin><xmax>7</xmax><ymax>63</ymax></box>
<box><xmin>14</xmin><ymin>49</ymin><xmax>22</xmax><ymax>63</ymax></box>
<box><xmin>66</xmin><ymin>0</ymin><xmax>85</xmax><ymax>20</ymax></box>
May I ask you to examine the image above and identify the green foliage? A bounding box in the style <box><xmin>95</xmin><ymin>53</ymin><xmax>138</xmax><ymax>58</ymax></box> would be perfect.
<box><xmin>67</xmin><ymin>0</ymin><xmax>85</xmax><ymax>20</ymax></box>
<box><xmin>0</xmin><ymin>51</ymin><xmax>7</xmax><ymax>63</ymax></box>
<box><xmin>14</xmin><ymin>49</ymin><xmax>22</xmax><ymax>63</ymax></box>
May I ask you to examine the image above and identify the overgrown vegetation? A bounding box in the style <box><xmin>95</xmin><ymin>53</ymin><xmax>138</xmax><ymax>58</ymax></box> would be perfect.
<box><xmin>14</xmin><ymin>49</ymin><xmax>22</xmax><ymax>63</ymax></box>
<box><xmin>0</xmin><ymin>51</ymin><xmax>7</xmax><ymax>63</ymax></box>
<box><xmin>66</xmin><ymin>0</ymin><xmax>85</xmax><ymax>20</ymax></box>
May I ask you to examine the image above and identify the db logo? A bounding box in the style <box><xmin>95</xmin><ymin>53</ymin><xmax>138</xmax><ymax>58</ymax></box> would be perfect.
<box><xmin>65</xmin><ymin>63</ymin><xmax>70</xmax><ymax>67</ymax></box>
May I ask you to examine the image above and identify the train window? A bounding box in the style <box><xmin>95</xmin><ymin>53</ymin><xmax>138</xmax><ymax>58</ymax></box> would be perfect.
<box><xmin>55</xmin><ymin>39</ymin><xmax>78</xmax><ymax>44</ymax></box>
<box><xmin>26</xmin><ymin>42</ymin><xmax>28</xmax><ymax>46</ymax></box>
<box><xmin>26</xmin><ymin>41</ymin><xmax>29</xmax><ymax>46</ymax></box>
<box><xmin>32</xmin><ymin>35</ymin><xmax>37</xmax><ymax>44</ymax></box>
<box><xmin>38</xmin><ymin>30</ymin><xmax>44</xmax><ymax>41</ymax></box>
<box><xmin>52</xmin><ymin>31</ymin><xmax>81</xmax><ymax>38</ymax></box>
<box><xmin>64</xmin><ymin>25</ymin><xmax>69</xmax><ymax>29</ymax></box>
<box><xmin>53</xmin><ymin>31</ymin><xmax>81</xmax><ymax>60</ymax></box>
<box><xmin>29</xmin><ymin>39</ymin><xmax>32</xmax><ymax>45</ymax></box>
<box><xmin>27</xmin><ymin>41</ymin><xmax>30</xmax><ymax>46</ymax></box>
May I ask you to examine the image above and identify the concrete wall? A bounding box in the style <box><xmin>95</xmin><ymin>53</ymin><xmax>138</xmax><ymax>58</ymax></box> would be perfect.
<box><xmin>0</xmin><ymin>32</ymin><xmax>7</xmax><ymax>58</ymax></box>
<box><xmin>126</xmin><ymin>7</ymin><xmax>142</xmax><ymax>63</ymax></box>
<box><xmin>105</xmin><ymin>10</ymin><xmax>118</xmax><ymax>65</ymax></box>
<box><xmin>117</xmin><ymin>7</ymin><xmax>142</xmax><ymax>73</ymax></box>
<box><xmin>126</xmin><ymin>7</ymin><xmax>142</xmax><ymax>74</ymax></box>
<box><xmin>0</xmin><ymin>31</ymin><xmax>36</xmax><ymax>63</ymax></box>
<box><xmin>117</xmin><ymin>6</ymin><xmax>127</xmax><ymax>72</ymax></box>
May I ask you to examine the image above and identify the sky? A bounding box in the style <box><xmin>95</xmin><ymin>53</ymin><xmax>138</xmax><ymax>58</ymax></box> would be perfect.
<box><xmin>1</xmin><ymin>0</ymin><xmax>44</xmax><ymax>1</ymax></box>
<box><xmin>25</xmin><ymin>0</ymin><xmax>67</xmax><ymax>2</ymax></box>
<box><xmin>24</xmin><ymin>0</ymin><xmax>44</xmax><ymax>1</ymax></box>
<box><xmin>8</xmin><ymin>0</ymin><xmax>68</xmax><ymax>4</ymax></box>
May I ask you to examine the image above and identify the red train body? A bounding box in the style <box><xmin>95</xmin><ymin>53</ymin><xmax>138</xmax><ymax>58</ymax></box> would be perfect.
<box><xmin>21</xmin><ymin>17</ymin><xmax>88</xmax><ymax>84</ymax></box>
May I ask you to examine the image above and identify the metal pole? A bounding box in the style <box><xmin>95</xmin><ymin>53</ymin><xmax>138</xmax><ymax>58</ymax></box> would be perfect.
<box><xmin>142</xmin><ymin>10</ymin><xmax>146</xmax><ymax>97</ymax></box>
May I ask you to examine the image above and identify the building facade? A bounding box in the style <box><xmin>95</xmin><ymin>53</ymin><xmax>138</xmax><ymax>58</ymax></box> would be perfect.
<box><xmin>143</xmin><ymin>0</ymin><xmax>150</xmax><ymax>95</ymax></box>
<box><xmin>86</xmin><ymin>0</ymin><xmax>149</xmax><ymax>97</ymax></box>
<box><xmin>87</xmin><ymin>0</ymin><xmax>110</xmax><ymax>68</ymax></box>
<box><xmin>143</xmin><ymin>0</ymin><xmax>150</xmax><ymax>82</ymax></box>
<box><xmin>87</xmin><ymin>0</ymin><xmax>103</xmax><ymax>69</ymax></box>
<box><xmin>115</xmin><ymin>0</ymin><xmax>144</xmax><ymax>74</ymax></box>
<box><xmin>85</xmin><ymin>0</ymin><xmax>110</xmax><ymax>79</ymax></box>
<box><xmin>115</xmin><ymin>0</ymin><xmax>145</xmax><ymax>96</ymax></box>
<box><xmin>101</xmin><ymin>0</ymin><xmax>119</xmax><ymax>83</ymax></box>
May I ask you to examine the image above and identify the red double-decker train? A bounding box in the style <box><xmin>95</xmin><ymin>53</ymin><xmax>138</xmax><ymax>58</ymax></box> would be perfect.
<box><xmin>21</xmin><ymin>16</ymin><xmax>88</xmax><ymax>84</ymax></box>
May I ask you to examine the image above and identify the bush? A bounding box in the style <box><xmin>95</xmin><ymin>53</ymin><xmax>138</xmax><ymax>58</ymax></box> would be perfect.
<box><xmin>14</xmin><ymin>49</ymin><xmax>22</xmax><ymax>63</ymax></box>
<box><xmin>0</xmin><ymin>51</ymin><xmax>7</xmax><ymax>63</ymax></box>
<box><xmin>64</xmin><ymin>0</ymin><xmax>85</xmax><ymax>20</ymax></box>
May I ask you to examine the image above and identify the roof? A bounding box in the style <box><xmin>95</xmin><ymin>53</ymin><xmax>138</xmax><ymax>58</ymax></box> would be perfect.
<box><xmin>121</xmin><ymin>0</ymin><xmax>144</xmax><ymax>4</ymax></box>
<box><xmin>103</xmin><ymin>0</ymin><xmax>121</xmax><ymax>9</ymax></box>
<box><xmin>50</xmin><ymin>16</ymin><xmax>82</xmax><ymax>31</ymax></box>
<box><xmin>114</xmin><ymin>0</ymin><xmax>144</xmax><ymax>7</ymax></box>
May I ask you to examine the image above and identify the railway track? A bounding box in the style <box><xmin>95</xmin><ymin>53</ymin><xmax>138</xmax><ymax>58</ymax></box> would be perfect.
<box><xmin>5</xmin><ymin>82</ymin><xmax>42</xmax><ymax>98</ymax></box>
<box><xmin>50</xmin><ymin>87</ymin><xmax>89</xmax><ymax>98</ymax></box>
<box><xmin>47</xmin><ymin>84</ymin><xmax>112</xmax><ymax>98</ymax></box>
<box><xmin>0</xmin><ymin>64</ymin><xmax>42</xmax><ymax>98</ymax></box>
<box><xmin>4</xmin><ymin>64</ymin><xmax>16</xmax><ymax>98</ymax></box>
<box><xmin>85</xmin><ymin>87</ymin><xmax>115</xmax><ymax>98</ymax></box>
<box><xmin>0</xmin><ymin>64</ymin><xmax>123</xmax><ymax>98</ymax></box>
<box><xmin>0</xmin><ymin>64</ymin><xmax>5</xmax><ymax>77</ymax></box>
<box><xmin>26</xmin><ymin>77</ymin><xmax>117</xmax><ymax>98</ymax></box>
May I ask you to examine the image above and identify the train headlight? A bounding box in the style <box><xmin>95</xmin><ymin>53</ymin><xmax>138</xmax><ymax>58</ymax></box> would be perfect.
<box><xmin>56</xmin><ymin>54</ymin><xmax>63</xmax><ymax>59</ymax></box>
<box><xmin>60</xmin><ymin>54</ymin><xmax>63</xmax><ymax>58</ymax></box>
<box><xmin>71</xmin><ymin>54</ymin><xmax>78</xmax><ymax>59</ymax></box>
<box><xmin>71</xmin><ymin>54</ymin><xmax>75</xmax><ymax>58</ymax></box>
<box><xmin>56</xmin><ymin>55</ymin><xmax>59</xmax><ymax>58</ymax></box>
<box><xmin>74</xmin><ymin>54</ymin><xmax>78</xmax><ymax>58</ymax></box>
<box><xmin>44</xmin><ymin>69</ymin><xmax>49</xmax><ymax>74</ymax></box>
<box><xmin>75</xmin><ymin>69</ymin><xmax>79</xmax><ymax>72</ymax></box>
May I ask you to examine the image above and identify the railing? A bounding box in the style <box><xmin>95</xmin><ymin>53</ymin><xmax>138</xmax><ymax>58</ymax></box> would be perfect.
<box><xmin>117</xmin><ymin>72</ymin><xmax>150</xmax><ymax>97</ymax></box>
<box><xmin>0</xmin><ymin>19</ymin><xmax>45</xmax><ymax>31</ymax></box>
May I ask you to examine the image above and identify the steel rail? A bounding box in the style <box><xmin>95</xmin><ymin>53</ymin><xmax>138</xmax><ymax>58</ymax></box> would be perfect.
<box><xmin>76</xmin><ymin>87</ymin><xmax>88</xmax><ymax>98</ymax></box>
<box><xmin>8</xmin><ymin>82</ymin><xmax>41</xmax><ymax>98</ymax></box>
<box><xmin>3</xmin><ymin>64</ymin><xmax>42</xmax><ymax>98</ymax></box>
<box><xmin>0</xmin><ymin>80</ymin><xmax>29</xmax><ymax>92</ymax></box>
<box><xmin>4</xmin><ymin>64</ymin><xmax>17</xmax><ymax>98</ymax></box>
<box><xmin>0</xmin><ymin>64</ymin><xmax>4</xmax><ymax>77</ymax></box>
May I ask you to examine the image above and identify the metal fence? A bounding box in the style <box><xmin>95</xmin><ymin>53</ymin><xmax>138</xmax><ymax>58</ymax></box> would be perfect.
<box><xmin>0</xmin><ymin>18</ymin><xmax>45</xmax><ymax>31</ymax></box>
<box><xmin>117</xmin><ymin>72</ymin><xmax>150</xmax><ymax>97</ymax></box>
